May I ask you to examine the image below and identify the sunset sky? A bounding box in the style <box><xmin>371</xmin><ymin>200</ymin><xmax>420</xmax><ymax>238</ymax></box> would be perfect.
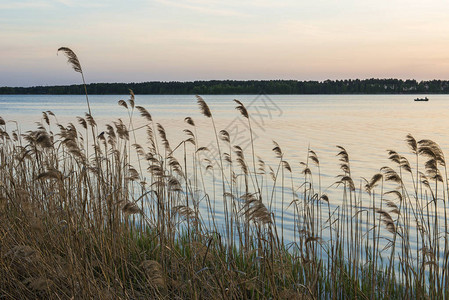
<box><xmin>1</xmin><ymin>0</ymin><xmax>449</xmax><ymax>86</ymax></box>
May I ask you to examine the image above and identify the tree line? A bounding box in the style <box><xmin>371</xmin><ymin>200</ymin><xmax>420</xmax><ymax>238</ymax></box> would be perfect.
<box><xmin>2</xmin><ymin>79</ymin><xmax>449</xmax><ymax>95</ymax></box>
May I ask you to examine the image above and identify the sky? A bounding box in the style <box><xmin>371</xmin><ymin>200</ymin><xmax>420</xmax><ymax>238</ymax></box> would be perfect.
<box><xmin>1</xmin><ymin>0</ymin><xmax>449</xmax><ymax>87</ymax></box>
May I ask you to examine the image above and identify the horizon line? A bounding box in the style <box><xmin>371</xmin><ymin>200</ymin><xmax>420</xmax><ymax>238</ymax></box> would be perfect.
<box><xmin>3</xmin><ymin>77</ymin><xmax>449</xmax><ymax>89</ymax></box>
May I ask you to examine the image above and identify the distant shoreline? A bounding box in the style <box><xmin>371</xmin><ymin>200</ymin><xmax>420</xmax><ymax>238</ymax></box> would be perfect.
<box><xmin>1</xmin><ymin>78</ymin><xmax>449</xmax><ymax>95</ymax></box>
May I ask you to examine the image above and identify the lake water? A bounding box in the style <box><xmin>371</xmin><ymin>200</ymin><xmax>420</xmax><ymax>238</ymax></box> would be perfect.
<box><xmin>2</xmin><ymin>94</ymin><xmax>449</xmax><ymax>246</ymax></box>
<box><xmin>2</xmin><ymin>94</ymin><xmax>449</xmax><ymax>178</ymax></box>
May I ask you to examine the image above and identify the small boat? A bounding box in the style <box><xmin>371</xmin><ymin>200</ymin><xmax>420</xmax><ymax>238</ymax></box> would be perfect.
<box><xmin>414</xmin><ymin>97</ymin><xmax>429</xmax><ymax>101</ymax></box>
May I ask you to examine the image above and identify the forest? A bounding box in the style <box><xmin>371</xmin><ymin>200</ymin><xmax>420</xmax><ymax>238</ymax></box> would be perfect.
<box><xmin>1</xmin><ymin>78</ymin><xmax>449</xmax><ymax>94</ymax></box>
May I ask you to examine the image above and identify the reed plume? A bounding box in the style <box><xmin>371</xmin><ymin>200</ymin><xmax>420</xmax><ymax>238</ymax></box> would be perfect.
<box><xmin>184</xmin><ymin>117</ymin><xmax>195</xmax><ymax>126</ymax></box>
<box><xmin>406</xmin><ymin>134</ymin><xmax>417</xmax><ymax>153</ymax></box>
<box><xmin>57</xmin><ymin>47</ymin><xmax>93</xmax><ymax>124</ymax></box>
<box><xmin>140</xmin><ymin>260</ymin><xmax>165</xmax><ymax>289</ymax></box>
<box><xmin>136</xmin><ymin>106</ymin><xmax>153</xmax><ymax>122</ymax></box>
<box><xmin>234</xmin><ymin>99</ymin><xmax>248</xmax><ymax>118</ymax></box>
<box><xmin>197</xmin><ymin>95</ymin><xmax>211</xmax><ymax>118</ymax></box>
<box><xmin>57</xmin><ymin>47</ymin><xmax>82</xmax><ymax>73</ymax></box>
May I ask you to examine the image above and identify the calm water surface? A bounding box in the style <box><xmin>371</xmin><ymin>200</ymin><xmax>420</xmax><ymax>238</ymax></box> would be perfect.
<box><xmin>2</xmin><ymin>94</ymin><xmax>449</xmax><ymax>243</ymax></box>
<box><xmin>2</xmin><ymin>94</ymin><xmax>449</xmax><ymax>176</ymax></box>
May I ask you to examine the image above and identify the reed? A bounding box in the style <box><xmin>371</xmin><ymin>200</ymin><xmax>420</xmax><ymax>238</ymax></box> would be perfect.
<box><xmin>0</xmin><ymin>48</ymin><xmax>448</xmax><ymax>299</ymax></box>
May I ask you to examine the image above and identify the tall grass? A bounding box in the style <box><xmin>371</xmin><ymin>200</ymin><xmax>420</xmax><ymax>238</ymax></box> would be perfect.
<box><xmin>0</xmin><ymin>48</ymin><xmax>448</xmax><ymax>299</ymax></box>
